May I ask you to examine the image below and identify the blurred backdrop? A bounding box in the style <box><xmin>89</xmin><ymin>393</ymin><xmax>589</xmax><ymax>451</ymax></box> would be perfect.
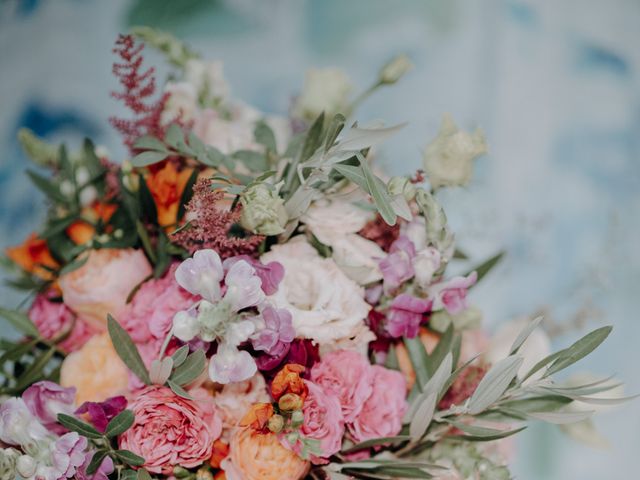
<box><xmin>0</xmin><ymin>0</ymin><xmax>638</xmax><ymax>477</ymax></box>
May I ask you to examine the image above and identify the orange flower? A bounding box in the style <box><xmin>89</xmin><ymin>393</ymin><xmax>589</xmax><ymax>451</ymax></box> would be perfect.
<box><xmin>6</xmin><ymin>233</ymin><xmax>58</xmax><ymax>280</ymax></box>
<box><xmin>271</xmin><ymin>364</ymin><xmax>307</xmax><ymax>401</ymax></box>
<box><xmin>145</xmin><ymin>162</ymin><xmax>193</xmax><ymax>227</ymax></box>
<box><xmin>239</xmin><ymin>403</ymin><xmax>274</xmax><ymax>431</ymax></box>
<box><xmin>209</xmin><ymin>439</ymin><xmax>230</xmax><ymax>469</ymax></box>
<box><xmin>395</xmin><ymin>327</ymin><xmax>440</xmax><ymax>391</ymax></box>
<box><xmin>66</xmin><ymin>203</ymin><xmax>118</xmax><ymax>244</ymax></box>
<box><xmin>227</xmin><ymin>428</ymin><xmax>309</xmax><ymax>480</ymax></box>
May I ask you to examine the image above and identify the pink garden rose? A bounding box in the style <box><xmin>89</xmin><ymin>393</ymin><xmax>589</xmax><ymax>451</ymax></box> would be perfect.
<box><xmin>310</xmin><ymin>350</ymin><xmax>373</xmax><ymax>423</ymax></box>
<box><xmin>59</xmin><ymin>249</ymin><xmax>152</xmax><ymax>331</ymax></box>
<box><xmin>29</xmin><ymin>292</ymin><xmax>97</xmax><ymax>353</ymax></box>
<box><xmin>287</xmin><ymin>380</ymin><xmax>344</xmax><ymax>464</ymax></box>
<box><xmin>348</xmin><ymin>365</ymin><xmax>407</xmax><ymax>443</ymax></box>
<box><xmin>119</xmin><ymin>386</ymin><xmax>222</xmax><ymax>474</ymax></box>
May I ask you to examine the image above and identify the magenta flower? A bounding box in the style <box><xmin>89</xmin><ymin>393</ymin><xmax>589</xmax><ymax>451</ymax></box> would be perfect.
<box><xmin>429</xmin><ymin>271</ymin><xmax>477</xmax><ymax>314</ymax></box>
<box><xmin>379</xmin><ymin>236</ymin><xmax>416</xmax><ymax>292</ymax></box>
<box><xmin>256</xmin><ymin>338</ymin><xmax>319</xmax><ymax>376</ymax></box>
<box><xmin>252</xmin><ymin>307</ymin><xmax>295</xmax><ymax>355</ymax></box>
<box><xmin>386</xmin><ymin>294</ymin><xmax>432</xmax><ymax>338</ymax></box>
<box><xmin>22</xmin><ymin>381</ymin><xmax>76</xmax><ymax>433</ymax></box>
<box><xmin>75</xmin><ymin>396</ymin><xmax>127</xmax><ymax>432</ymax></box>
<box><xmin>224</xmin><ymin>256</ymin><xmax>284</xmax><ymax>295</ymax></box>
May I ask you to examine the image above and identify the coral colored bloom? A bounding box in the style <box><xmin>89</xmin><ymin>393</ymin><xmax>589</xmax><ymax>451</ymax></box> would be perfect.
<box><xmin>286</xmin><ymin>380</ymin><xmax>344</xmax><ymax>464</ymax></box>
<box><xmin>271</xmin><ymin>364</ymin><xmax>308</xmax><ymax>401</ymax></box>
<box><xmin>59</xmin><ymin>248</ymin><xmax>152</xmax><ymax>331</ymax></box>
<box><xmin>22</xmin><ymin>381</ymin><xmax>76</xmax><ymax>433</ymax></box>
<box><xmin>5</xmin><ymin>233</ymin><xmax>58</xmax><ymax>280</ymax></box>
<box><xmin>66</xmin><ymin>203</ymin><xmax>118</xmax><ymax>245</ymax></box>
<box><xmin>348</xmin><ymin>366</ymin><xmax>407</xmax><ymax>443</ymax></box>
<box><xmin>225</xmin><ymin>429</ymin><xmax>309</xmax><ymax>480</ymax></box>
<box><xmin>310</xmin><ymin>350</ymin><xmax>373</xmax><ymax>423</ymax></box>
<box><xmin>75</xmin><ymin>396</ymin><xmax>127</xmax><ymax>432</ymax></box>
<box><xmin>29</xmin><ymin>292</ymin><xmax>97</xmax><ymax>353</ymax></box>
<box><xmin>209</xmin><ymin>439</ymin><xmax>230</xmax><ymax>469</ymax></box>
<box><xmin>386</xmin><ymin>294</ymin><xmax>432</xmax><ymax>338</ymax></box>
<box><xmin>240</xmin><ymin>403</ymin><xmax>274</xmax><ymax>431</ymax></box>
<box><xmin>119</xmin><ymin>386</ymin><xmax>222</xmax><ymax>474</ymax></box>
<box><xmin>60</xmin><ymin>334</ymin><xmax>129</xmax><ymax>405</ymax></box>
<box><xmin>145</xmin><ymin>162</ymin><xmax>193</xmax><ymax>227</ymax></box>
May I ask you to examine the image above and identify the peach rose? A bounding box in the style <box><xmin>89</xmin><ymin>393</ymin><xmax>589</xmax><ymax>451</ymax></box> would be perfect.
<box><xmin>60</xmin><ymin>333</ymin><xmax>129</xmax><ymax>405</ymax></box>
<box><xmin>59</xmin><ymin>248</ymin><xmax>152</xmax><ymax>330</ymax></box>
<box><xmin>224</xmin><ymin>429</ymin><xmax>309</xmax><ymax>480</ymax></box>
<box><xmin>119</xmin><ymin>386</ymin><xmax>222</xmax><ymax>474</ymax></box>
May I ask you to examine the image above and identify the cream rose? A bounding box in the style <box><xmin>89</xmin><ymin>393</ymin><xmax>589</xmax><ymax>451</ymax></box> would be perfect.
<box><xmin>59</xmin><ymin>249</ymin><xmax>152</xmax><ymax>331</ymax></box>
<box><xmin>60</xmin><ymin>333</ymin><xmax>129</xmax><ymax>405</ymax></box>
<box><xmin>260</xmin><ymin>237</ymin><xmax>371</xmax><ymax>346</ymax></box>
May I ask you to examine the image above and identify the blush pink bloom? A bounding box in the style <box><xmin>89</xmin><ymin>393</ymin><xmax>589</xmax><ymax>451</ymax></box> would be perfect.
<box><xmin>29</xmin><ymin>292</ymin><xmax>97</xmax><ymax>353</ymax></box>
<box><xmin>348</xmin><ymin>365</ymin><xmax>407</xmax><ymax>443</ymax></box>
<box><xmin>119</xmin><ymin>386</ymin><xmax>222</xmax><ymax>474</ymax></box>
<box><xmin>430</xmin><ymin>271</ymin><xmax>477</xmax><ymax>315</ymax></box>
<box><xmin>378</xmin><ymin>236</ymin><xmax>415</xmax><ymax>292</ymax></box>
<box><xmin>286</xmin><ymin>380</ymin><xmax>344</xmax><ymax>464</ymax></box>
<box><xmin>386</xmin><ymin>294</ymin><xmax>432</xmax><ymax>338</ymax></box>
<box><xmin>22</xmin><ymin>381</ymin><xmax>76</xmax><ymax>433</ymax></box>
<box><xmin>310</xmin><ymin>350</ymin><xmax>373</xmax><ymax>423</ymax></box>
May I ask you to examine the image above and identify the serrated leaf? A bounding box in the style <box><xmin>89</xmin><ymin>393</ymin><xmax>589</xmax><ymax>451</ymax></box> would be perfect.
<box><xmin>171</xmin><ymin>345</ymin><xmax>189</xmax><ymax>367</ymax></box>
<box><xmin>468</xmin><ymin>356</ymin><xmax>523</xmax><ymax>414</ymax></box>
<box><xmin>115</xmin><ymin>449</ymin><xmax>145</xmax><ymax>466</ymax></box>
<box><xmin>545</xmin><ymin>326</ymin><xmax>612</xmax><ymax>376</ymax></box>
<box><xmin>133</xmin><ymin>136</ymin><xmax>168</xmax><ymax>152</ymax></box>
<box><xmin>509</xmin><ymin>316</ymin><xmax>544</xmax><ymax>355</ymax></box>
<box><xmin>131</xmin><ymin>151</ymin><xmax>169</xmax><ymax>168</ymax></box>
<box><xmin>105</xmin><ymin>409</ymin><xmax>135</xmax><ymax>437</ymax></box>
<box><xmin>57</xmin><ymin>414</ymin><xmax>103</xmax><ymax>439</ymax></box>
<box><xmin>0</xmin><ymin>307</ymin><xmax>40</xmax><ymax>337</ymax></box>
<box><xmin>170</xmin><ymin>349</ymin><xmax>205</xmax><ymax>386</ymax></box>
<box><xmin>107</xmin><ymin>314</ymin><xmax>151</xmax><ymax>385</ymax></box>
<box><xmin>86</xmin><ymin>450</ymin><xmax>109</xmax><ymax>475</ymax></box>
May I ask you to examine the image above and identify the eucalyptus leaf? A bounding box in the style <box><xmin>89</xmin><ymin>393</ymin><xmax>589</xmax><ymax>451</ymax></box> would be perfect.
<box><xmin>170</xmin><ymin>349</ymin><xmax>206</xmax><ymax>386</ymax></box>
<box><xmin>545</xmin><ymin>326</ymin><xmax>612</xmax><ymax>376</ymax></box>
<box><xmin>0</xmin><ymin>307</ymin><xmax>39</xmax><ymax>337</ymax></box>
<box><xmin>468</xmin><ymin>356</ymin><xmax>523</xmax><ymax>414</ymax></box>
<box><xmin>57</xmin><ymin>414</ymin><xmax>103</xmax><ymax>439</ymax></box>
<box><xmin>509</xmin><ymin>316</ymin><xmax>544</xmax><ymax>355</ymax></box>
<box><xmin>131</xmin><ymin>151</ymin><xmax>169</xmax><ymax>168</ymax></box>
<box><xmin>171</xmin><ymin>345</ymin><xmax>190</xmax><ymax>367</ymax></box>
<box><xmin>114</xmin><ymin>450</ymin><xmax>145</xmax><ymax>466</ymax></box>
<box><xmin>107</xmin><ymin>314</ymin><xmax>151</xmax><ymax>385</ymax></box>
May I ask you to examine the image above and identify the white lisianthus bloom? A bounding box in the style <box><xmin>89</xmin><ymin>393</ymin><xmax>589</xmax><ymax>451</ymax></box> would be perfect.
<box><xmin>293</xmin><ymin>67</ymin><xmax>352</xmax><ymax>121</ymax></box>
<box><xmin>260</xmin><ymin>236</ymin><xmax>371</xmax><ymax>345</ymax></box>
<box><xmin>331</xmin><ymin>234</ymin><xmax>385</xmax><ymax>285</ymax></box>
<box><xmin>423</xmin><ymin>113</ymin><xmax>487</xmax><ymax>189</ymax></box>
<box><xmin>484</xmin><ymin>317</ymin><xmax>551</xmax><ymax>382</ymax></box>
<box><xmin>319</xmin><ymin>322</ymin><xmax>376</xmax><ymax>358</ymax></box>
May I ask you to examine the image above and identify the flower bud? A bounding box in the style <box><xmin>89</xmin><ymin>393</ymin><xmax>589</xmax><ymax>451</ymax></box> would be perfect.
<box><xmin>387</xmin><ymin>176</ymin><xmax>416</xmax><ymax>201</ymax></box>
<box><xmin>267</xmin><ymin>414</ymin><xmax>285</xmax><ymax>433</ymax></box>
<box><xmin>196</xmin><ymin>467</ymin><xmax>215</xmax><ymax>480</ymax></box>
<box><xmin>290</xmin><ymin>410</ymin><xmax>304</xmax><ymax>428</ymax></box>
<box><xmin>379</xmin><ymin>54</ymin><xmax>413</xmax><ymax>85</ymax></box>
<box><xmin>16</xmin><ymin>455</ymin><xmax>36</xmax><ymax>478</ymax></box>
<box><xmin>278</xmin><ymin>393</ymin><xmax>304</xmax><ymax>412</ymax></box>
<box><xmin>240</xmin><ymin>183</ymin><xmax>288</xmax><ymax>236</ymax></box>
<box><xmin>0</xmin><ymin>448</ymin><xmax>19</xmax><ymax>480</ymax></box>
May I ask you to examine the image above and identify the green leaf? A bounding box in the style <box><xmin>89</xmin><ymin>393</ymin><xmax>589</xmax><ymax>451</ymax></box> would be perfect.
<box><xmin>545</xmin><ymin>326</ymin><xmax>612</xmax><ymax>376</ymax></box>
<box><xmin>403</xmin><ymin>336</ymin><xmax>430</xmax><ymax>392</ymax></box>
<box><xmin>58</xmin><ymin>255</ymin><xmax>89</xmax><ymax>276</ymax></box>
<box><xmin>509</xmin><ymin>316</ymin><xmax>544</xmax><ymax>355</ymax></box>
<box><xmin>342</xmin><ymin>435</ymin><xmax>411</xmax><ymax>453</ymax></box>
<box><xmin>357</xmin><ymin>153</ymin><xmax>396</xmax><ymax>225</ymax></box>
<box><xmin>86</xmin><ymin>450</ymin><xmax>109</xmax><ymax>475</ymax></box>
<box><xmin>164</xmin><ymin>124</ymin><xmax>184</xmax><ymax>150</ymax></box>
<box><xmin>177</xmin><ymin>169</ymin><xmax>198</xmax><ymax>221</ymax></box>
<box><xmin>133</xmin><ymin>136</ymin><xmax>168</xmax><ymax>152</ymax></box>
<box><xmin>427</xmin><ymin>324</ymin><xmax>455</xmax><ymax>377</ymax></box>
<box><xmin>105</xmin><ymin>409</ymin><xmax>135</xmax><ymax>437</ymax></box>
<box><xmin>114</xmin><ymin>449</ymin><xmax>145</xmax><ymax>467</ymax></box>
<box><xmin>57</xmin><ymin>414</ymin><xmax>103</xmax><ymax>439</ymax></box>
<box><xmin>131</xmin><ymin>151</ymin><xmax>169</xmax><ymax>168</ymax></box>
<box><xmin>107</xmin><ymin>314</ymin><xmax>151</xmax><ymax>385</ymax></box>
<box><xmin>170</xmin><ymin>349</ymin><xmax>206</xmax><ymax>386</ymax></box>
<box><xmin>406</xmin><ymin>353</ymin><xmax>453</xmax><ymax>422</ymax></box>
<box><xmin>254</xmin><ymin>121</ymin><xmax>278</xmax><ymax>153</ymax></box>
<box><xmin>121</xmin><ymin>470</ymin><xmax>138</xmax><ymax>480</ymax></box>
<box><xmin>468</xmin><ymin>356</ymin><xmax>523</xmax><ymax>414</ymax></box>
<box><xmin>526</xmin><ymin>410</ymin><xmax>594</xmax><ymax>425</ymax></box>
<box><xmin>324</xmin><ymin>113</ymin><xmax>346</xmax><ymax>153</ymax></box>
<box><xmin>232</xmin><ymin>150</ymin><xmax>268</xmax><ymax>172</ymax></box>
<box><xmin>26</xmin><ymin>170</ymin><xmax>67</xmax><ymax>203</ymax></box>
<box><xmin>167</xmin><ymin>379</ymin><xmax>193</xmax><ymax>399</ymax></box>
<box><xmin>137</xmin><ymin>176</ymin><xmax>158</xmax><ymax>225</ymax></box>
<box><xmin>466</xmin><ymin>251</ymin><xmax>505</xmax><ymax>283</ymax></box>
<box><xmin>499</xmin><ymin>395</ymin><xmax>574</xmax><ymax>414</ymax></box>
<box><xmin>12</xmin><ymin>346</ymin><xmax>56</xmax><ymax>392</ymax></box>
<box><xmin>332</xmin><ymin>163</ymin><xmax>367</xmax><ymax>190</ymax></box>
<box><xmin>170</xmin><ymin>345</ymin><xmax>190</xmax><ymax>367</ymax></box>
<box><xmin>137</xmin><ymin>469</ymin><xmax>153</xmax><ymax>480</ymax></box>
<box><xmin>520</xmin><ymin>350</ymin><xmax>566</xmax><ymax>383</ymax></box>
<box><xmin>409</xmin><ymin>391</ymin><xmax>437</xmax><ymax>440</ymax></box>
<box><xmin>447</xmin><ymin>421</ymin><xmax>527</xmax><ymax>441</ymax></box>
<box><xmin>301</xmin><ymin>112</ymin><xmax>325</xmax><ymax>161</ymax></box>
<box><xmin>136</xmin><ymin>221</ymin><xmax>157</xmax><ymax>264</ymax></box>
<box><xmin>0</xmin><ymin>307</ymin><xmax>39</xmax><ymax>337</ymax></box>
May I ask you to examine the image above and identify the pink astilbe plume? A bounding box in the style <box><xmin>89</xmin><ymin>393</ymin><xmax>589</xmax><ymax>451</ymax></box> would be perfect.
<box><xmin>109</xmin><ymin>34</ymin><xmax>168</xmax><ymax>152</ymax></box>
<box><xmin>172</xmin><ymin>179</ymin><xmax>264</xmax><ymax>258</ymax></box>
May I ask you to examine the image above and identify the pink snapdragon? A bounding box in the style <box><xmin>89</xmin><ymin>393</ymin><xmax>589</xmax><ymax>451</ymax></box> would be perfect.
<box><xmin>430</xmin><ymin>271</ymin><xmax>477</xmax><ymax>314</ymax></box>
<box><xmin>252</xmin><ymin>307</ymin><xmax>295</xmax><ymax>355</ymax></box>
<box><xmin>379</xmin><ymin>236</ymin><xmax>415</xmax><ymax>292</ymax></box>
<box><xmin>386</xmin><ymin>294</ymin><xmax>432</xmax><ymax>338</ymax></box>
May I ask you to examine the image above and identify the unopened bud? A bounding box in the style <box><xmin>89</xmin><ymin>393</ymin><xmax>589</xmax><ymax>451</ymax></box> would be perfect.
<box><xmin>267</xmin><ymin>414</ymin><xmax>285</xmax><ymax>433</ymax></box>
<box><xmin>290</xmin><ymin>410</ymin><xmax>304</xmax><ymax>428</ymax></box>
<box><xmin>379</xmin><ymin>54</ymin><xmax>413</xmax><ymax>85</ymax></box>
<box><xmin>278</xmin><ymin>393</ymin><xmax>304</xmax><ymax>412</ymax></box>
<box><xmin>240</xmin><ymin>183</ymin><xmax>287</xmax><ymax>236</ymax></box>
<box><xmin>196</xmin><ymin>467</ymin><xmax>214</xmax><ymax>480</ymax></box>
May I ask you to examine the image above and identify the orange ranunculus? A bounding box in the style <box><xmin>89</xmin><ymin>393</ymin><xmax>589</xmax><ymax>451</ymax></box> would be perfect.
<box><xmin>271</xmin><ymin>364</ymin><xmax>308</xmax><ymax>401</ymax></box>
<box><xmin>145</xmin><ymin>162</ymin><xmax>193</xmax><ymax>227</ymax></box>
<box><xmin>209</xmin><ymin>439</ymin><xmax>230</xmax><ymax>469</ymax></box>
<box><xmin>66</xmin><ymin>203</ymin><xmax>118</xmax><ymax>244</ymax></box>
<box><xmin>239</xmin><ymin>403</ymin><xmax>274</xmax><ymax>431</ymax></box>
<box><xmin>213</xmin><ymin>472</ymin><xmax>226</xmax><ymax>480</ymax></box>
<box><xmin>6</xmin><ymin>233</ymin><xmax>58</xmax><ymax>280</ymax></box>
<box><xmin>395</xmin><ymin>327</ymin><xmax>440</xmax><ymax>391</ymax></box>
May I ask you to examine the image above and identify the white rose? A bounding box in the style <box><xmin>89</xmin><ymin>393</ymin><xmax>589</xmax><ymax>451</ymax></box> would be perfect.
<box><xmin>331</xmin><ymin>234</ymin><xmax>385</xmax><ymax>285</ymax></box>
<box><xmin>301</xmin><ymin>198</ymin><xmax>371</xmax><ymax>244</ymax></box>
<box><xmin>193</xmin><ymin>109</ymin><xmax>257</xmax><ymax>154</ymax></box>
<box><xmin>162</xmin><ymin>81</ymin><xmax>199</xmax><ymax>123</ymax></box>
<box><xmin>261</xmin><ymin>236</ymin><xmax>370</xmax><ymax>345</ymax></box>
<box><xmin>413</xmin><ymin>247</ymin><xmax>441</xmax><ymax>289</ymax></box>
<box><xmin>293</xmin><ymin>67</ymin><xmax>352</xmax><ymax>121</ymax></box>
<box><xmin>423</xmin><ymin>113</ymin><xmax>487</xmax><ymax>189</ymax></box>
<box><xmin>484</xmin><ymin>317</ymin><xmax>551</xmax><ymax>382</ymax></box>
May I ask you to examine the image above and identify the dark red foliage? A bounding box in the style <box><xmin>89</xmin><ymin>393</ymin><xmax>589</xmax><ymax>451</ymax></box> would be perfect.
<box><xmin>109</xmin><ymin>34</ymin><xmax>168</xmax><ymax>152</ymax></box>
<box><xmin>171</xmin><ymin>179</ymin><xmax>264</xmax><ymax>258</ymax></box>
<box><xmin>359</xmin><ymin>214</ymin><xmax>401</xmax><ymax>251</ymax></box>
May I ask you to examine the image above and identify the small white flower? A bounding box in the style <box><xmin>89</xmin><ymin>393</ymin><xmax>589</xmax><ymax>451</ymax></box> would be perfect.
<box><xmin>292</xmin><ymin>67</ymin><xmax>352</xmax><ymax>121</ymax></box>
<box><xmin>412</xmin><ymin>247</ymin><xmax>441</xmax><ymax>289</ymax></box>
<box><xmin>379</xmin><ymin>54</ymin><xmax>413</xmax><ymax>84</ymax></box>
<box><xmin>209</xmin><ymin>343</ymin><xmax>257</xmax><ymax>384</ymax></box>
<box><xmin>175</xmin><ymin>249</ymin><xmax>224</xmax><ymax>303</ymax></box>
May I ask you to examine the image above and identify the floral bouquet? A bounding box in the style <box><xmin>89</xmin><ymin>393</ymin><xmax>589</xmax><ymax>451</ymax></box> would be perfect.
<box><xmin>0</xmin><ymin>28</ymin><xmax>632</xmax><ymax>480</ymax></box>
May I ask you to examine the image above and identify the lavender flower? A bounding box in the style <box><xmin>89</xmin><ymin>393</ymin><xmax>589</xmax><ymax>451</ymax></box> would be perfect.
<box><xmin>379</xmin><ymin>236</ymin><xmax>416</xmax><ymax>292</ymax></box>
<box><xmin>251</xmin><ymin>306</ymin><xmax>295</xmax><ymax>355</ymax></box>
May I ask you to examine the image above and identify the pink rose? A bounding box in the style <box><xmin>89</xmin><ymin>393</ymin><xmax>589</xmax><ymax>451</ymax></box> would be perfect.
<box><xmin>29</xmin><ymin>292</ymin><xmax>97</xmax><ymax>353</ymax></box>
<box><xmin>119</xmin><ymin>386</ymin><xmax>222</xmax><ymax>474</ymax></box>
<box><xmin>310</xmin><ymin>350</ymin><xmax>373</xmax><ymax>423</ymax></box>
<box><xmin>348</xmin><ymin>365</ymin><xmax>407</xmax><ymax>443</ymax></box>
<box><xmin>59</xmin><ymin>249</ymin><xmax>152</xmax><ymax>331</ymax></box>
<box><xmin>286</xmin><ymin>380</ymin><xmax>344</xmax><ymax>464</ymax></box>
